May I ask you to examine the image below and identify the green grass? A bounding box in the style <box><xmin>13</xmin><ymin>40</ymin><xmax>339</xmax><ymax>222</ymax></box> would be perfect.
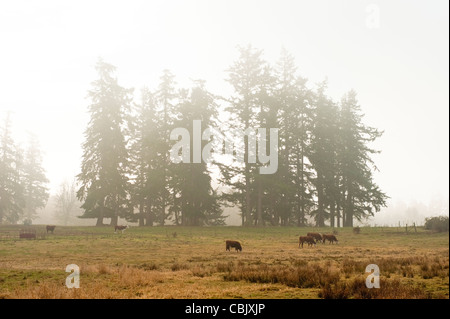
<box><xmin>0</xmin><ymin>225</ymin><xmax>448</xmax><ymax>299</ymax></box>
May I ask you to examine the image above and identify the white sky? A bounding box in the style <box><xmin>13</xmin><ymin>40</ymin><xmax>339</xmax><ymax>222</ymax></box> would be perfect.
<box><xmin>0</xmin><ymin>0</ymin><xmax>448</xmax><ymax>209</ymax></box>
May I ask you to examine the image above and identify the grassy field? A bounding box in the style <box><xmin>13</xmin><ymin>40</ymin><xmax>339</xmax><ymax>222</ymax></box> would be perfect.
<box><xmin>0</xmin><ymin>225</ymin><xmax>448</xmax><ymax>299</ymax></box>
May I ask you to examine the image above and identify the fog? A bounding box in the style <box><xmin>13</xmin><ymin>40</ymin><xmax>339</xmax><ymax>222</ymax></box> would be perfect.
<box><xmin>0</xmin><ymin>0</ymin><xmax>448</xmax><ymax>226</ymax></box>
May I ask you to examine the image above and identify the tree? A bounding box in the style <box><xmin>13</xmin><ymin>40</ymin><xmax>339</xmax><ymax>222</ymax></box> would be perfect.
<box><xmin>424</xmin><ymin>216</ymin><xmax>449</xmax><ymax>232</ymax></box>
<box><xmin>338</xmin><ymin>90</ymin><xmax>388</xmax><ymax>226</ymax></box>
<box><xmin>22</xmin><ymin>133</ymin><xmax>49</xmax><ymax>222</ymax></box>
<box><xmin>273</xmin><ymin>48</ymin><xmax>314</xmax><ymax>226</ymax></box>
<box><xmin>77</xmin><ymin>58</ymin><xmax>133</xmax><ymax>226</ymax></box>
<box><xmin>154</xmin><ymin>69</ymin><xmax>178</xmax><ymax>225</ymax></box>
<box><xmin>308</xmin><ymin>81</ymin><xmax>340</xmax><ymax>227</ymax></box>
<box><xmin>221</xmin><ymin>45</ymin><xmax>266</xmax><ymax>226</ymax></box>
<box><xmin>171</xmin><ymin>81</ymin><xmax>225</xmax><ymax>226</ymax></box>
<box><xmin>130</xmin><ymin>87</ymin><xmax>162</xmax><ymax>226</ymax></box>
<box><xmin>0</xmin><ymin>112</ymin><xmax>25</xmax><ymax>224</ymax></box>
<box><xmin>54</xmin><ymin>179</ymin><xmax>79</xmax><ymax>226</ymax></box>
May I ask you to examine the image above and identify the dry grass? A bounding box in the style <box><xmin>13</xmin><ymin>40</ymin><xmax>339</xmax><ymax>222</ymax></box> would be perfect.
<box><xmin>319</xmin><ymin>277</ymin><xmax>432</xmax><ymax>299</ymax></box>
<box><xmin>0</xmin><ymin>225</ymin><xmax>448</xmax><ymax>299</ymax></box>
<box><xmin>223</xmin><ymin>262</ymin><xmax>340</xmax><ymax>288</ymax></box>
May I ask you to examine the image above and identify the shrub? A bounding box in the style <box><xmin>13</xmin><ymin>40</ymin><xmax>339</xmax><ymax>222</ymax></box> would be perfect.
<box><xmin>137</xmin><ymin>262</ymin><xmax>159</xmax><ymax>271</ymax></box>
<box><xmin>216</xmin><ymin>262</ymin><xmax>234</xmax><ymax>273</ymax></box>
<box><xmin>319</xmin><ymin>277</ymin><xmax>430</xmax><ymax>299</ymax></box>
<box><xmin>23</xmin><ymin>219</ymin><xmax>32</xmax><ymax>226</ymax></box>
<box><xmin>424</xmin><ymin>216</ymin><xmax>449</xmax><ymax>232</ymax></box>
<box><xmin>223</xmin><ymin>263</ymin><xmax>340</xmax><ymax>288</ymax></box>
<box><xmin>171</xmin><ymin>262</ymin><xmax>189</xmax><ymax>271</ymax></box>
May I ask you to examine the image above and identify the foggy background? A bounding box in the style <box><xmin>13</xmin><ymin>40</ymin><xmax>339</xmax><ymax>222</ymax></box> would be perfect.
<box><xmin>0</xmin><ymin>0</ymin><xmax>448</xmax><ymax>226</ymax></box>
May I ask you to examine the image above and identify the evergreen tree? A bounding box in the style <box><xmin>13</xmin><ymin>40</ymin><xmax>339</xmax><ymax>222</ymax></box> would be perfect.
<box><xmin>339</xmin><ymin>90</ymin><xmax>388</xmax><ymax>226</ymax></box>
<box><xmin>221</xmin><ymin>45</ymin><xmax>266</xmax><ymax>226</ymax></box>
<box><xmin>273</xmin><ymin>49</ymin><xmax>314</xmax><ymax>226</ymax></box>
<box><xmin>171</xmin><ymin>82</ymin><xmax>225</xmax><ymax>226</ymax></box>
<box><xmin>0</xmin><ymin>113</ymin><xmax>25</xmax><ymax>224</ymax></box>
<box><xmin>130</xmin><ymin>87</ymin><xmax>162</xmax><ymax>226</ymax></box>
<box><xmin>154</xmin><ymin>69</ymin><xmax>178</xmax><ymax>225</ymax></box>
<box><xmin>254</xmin><ymin>65</ymin><xmax>276</xmax><ymax>226</ymax></box>
<box><xmin>22</xmin><ymin>133</ymin><xmax>49</xmax><ymax>222</ymax></box>
<box><xmin>77</xmin><ymin>59</ymin><xmax>133</xmax><ymax>226</ymax></box>
<box><xmin>309</xmin><ymin>81</ymin><xmax>340</xmax><ymax>227</ymax></box>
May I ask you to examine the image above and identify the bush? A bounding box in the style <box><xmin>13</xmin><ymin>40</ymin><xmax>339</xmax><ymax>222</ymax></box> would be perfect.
<box><xmin>223</xmin><ymin>262</ymin><xmax>340</xmax><ymax>288</ymax></box>
<box><xmin>424</xmin><ymin>216</ymin><xmax>449</xmax><ymax>232</ymax></box>
<box><xmin>319</xmin><ymin>277</ymin><xmax>430</xmax><ymax>299</ymax></box>
<box><xmin>23</xmin><ymin>219</ymin><xmax>32</xmax><ymax>226</ymax></box>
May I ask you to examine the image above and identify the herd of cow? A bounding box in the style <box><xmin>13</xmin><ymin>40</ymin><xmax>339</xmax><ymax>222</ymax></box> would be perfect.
<box><xmin>44</xmin><ymin>225</ymin><xmax>337</xmax><ymax>251</ymax></box>
<box><xmin>298</xmin><ymin>232</ymin><xmax>338</xmax><ymax>248</ymax></box>
<box><xmin>225</xmin><ymin>232</ymin><xmax>338</xmax><ymax>252</ymax></box>
<box><xmin>44</xmin><ymin>225</ymin><xmax>129</xmax><ymax>234</ymax></box>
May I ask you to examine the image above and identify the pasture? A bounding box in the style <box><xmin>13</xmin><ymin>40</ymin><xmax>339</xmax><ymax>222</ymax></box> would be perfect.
<box><xmin>0</xmin><ymin>225</ymin><xmax>448</xmax><ymax>299</ymax></box>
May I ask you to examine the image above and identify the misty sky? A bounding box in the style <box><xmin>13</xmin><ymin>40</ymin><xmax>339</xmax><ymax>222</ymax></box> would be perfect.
<box><xmin>0</xmin><ymin>0</ymin><xmax>448</xmax><ymax>209</ymax></box>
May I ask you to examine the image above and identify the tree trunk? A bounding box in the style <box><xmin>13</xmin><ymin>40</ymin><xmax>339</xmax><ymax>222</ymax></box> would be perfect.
<box><xmin>330</xmin><ymin>202</ymin><xmax>335</xmax><ymax>228</ymax></box>
<box><xmin>244</xmin><ymin>129</ymin><xmax>252</xmax><ymax>226</ymax></box>
<box><xmin>138</xmin><ymin>200</ymin><xmax>145</xmax><ymax>226</ymax></box>
<box><xmin>316</xmin><ymin>173</ymin><xmax>325</xmax><ymax>227</ymax></box>
<box><xmin>96</xmin><ymin>206</ymin><xmax>104</xmax><ymax>226</ymax></box>
<box><xmin>345</xmin><ymin>212</ymin><xmax>353</xmax><ymax>227</ymax></box>
<box><xmin>344</xmin><ymin>191</ymin><xmax>353</xmax><ymax>227</ymax></box>
<box><xmin>316</xmin><ymin>193</ymin><xmax>325</xmax><ymax>227</ymax></box>
<box><xmin>110</xmin><ymin>214</ymin><xmax>118</xmax><ymax>227</ymax></box>
<box><xmin>245</xmin><ymin>167</ymin><xmax>251</xmax><ymax>226</ymax></box>
<box><xmin>145</xmin><ymin>212</ymin><xmax>153</xmax><ymax>226</ymax></box>
<box><xmin>336</xmin><ymin>208</ymin><xmax>341</xmax><ymax>228</ymax></box>
<box><xmin>297</xmin><ymin>127</ymin><xmax>305</xmax><ymax>227</ymax></box>
<box><xmin>96</xmin><ymin>216</ymin><xmax>104</xmax><ymax>226</ymax></box>
<box><xmin>342</xmin><ymin>209</ymin><xmax>346</xmax><ymax>227</ymax></box>
<box><xmin>256</xmin><ymin>178</ymin><xmax>262</xmax><ymax>226</ymax></box>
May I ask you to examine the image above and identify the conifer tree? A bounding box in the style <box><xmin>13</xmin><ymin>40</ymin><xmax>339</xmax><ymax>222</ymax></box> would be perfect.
<box><xmin>130</xmin><ymin>87</ymin><xmax>161</xmax><ymax>226</ymax></box>
<box><xmin>77</xmin><ymin>59</ymin><xmax>132</xmax><ymax>226</ymax></box>
<box><xmin>171</xmin><ymin>82</ymin><xmax>224</xmax><ymax>226</ymax></box>
<box><xmin>339</xmin><ymin>90</ymin><xmax>388</xmax><ymax>226</ymax></box>
<box><xmin>221</xmin><ymin>45</ymin><xmax>266</xmax><ymax>226</ymax></box>
<box><xmin>22</xmin><ymin>133</ymin><xmax>49</xmax><ymax>222</ymax></box>
<box><xmin>0</xmin><ymin>113</ymin><xmax>25</xmax><ymax>224</ymax></box>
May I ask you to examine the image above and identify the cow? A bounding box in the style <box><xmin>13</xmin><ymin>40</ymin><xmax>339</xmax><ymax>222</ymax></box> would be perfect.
<box><xmin>322</xmin><ymin>234</ymin><xmax>338</xmax><ymax>244</ymax></box>
<box><xmin>226</xmin><ymin>240</ymin><xmax>242</xmax><ymax>252</ymax></box>
<box><xmin>307</xmin><ymin>232</ymin><xmax>323</xmax><ymax>242</ymax></box>
<box><xmin>114</xmin><ymin>225</ymin><xmax>128</xmax><ymax>233</ymax></box>
<box><xmin>299</xmin><ymin>235</ymin><xmax>316</xmax><ymax>248</ymax></box>
<box><xmin>46</xmin><ymin>225</ymin><xmax>56</xmax><ymax>234</ymax></box>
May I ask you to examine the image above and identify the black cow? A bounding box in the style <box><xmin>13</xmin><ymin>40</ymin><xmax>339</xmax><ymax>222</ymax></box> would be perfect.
<box><xmin>46</xmin><ymin>225</ymin><xmax>56</xmax><ymax>234</ymax></box>
<box><xmin>226</xmin><ymin>240</ymin><xmax>242</xmax><ymax>252</ymax></box>
<box><xmin>322</xmin><ymin>234</ymin><xmax>338</xmax><ymax>244</ymax></box>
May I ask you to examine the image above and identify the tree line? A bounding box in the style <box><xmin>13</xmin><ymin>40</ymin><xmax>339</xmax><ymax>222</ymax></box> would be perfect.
<box><xmin>0</xmin><ymin>112</ymin><xmax>49</xmax><ymax>224</ymax></box>
<box><xmin>0</xmin><ymin>46</ymin><xmax>387</xmax><ymax>227</ymax></box>
<box><xmin>76</xmin><ymin>46</ymin><xmax>388</xmax><ymax>227</ymax></box>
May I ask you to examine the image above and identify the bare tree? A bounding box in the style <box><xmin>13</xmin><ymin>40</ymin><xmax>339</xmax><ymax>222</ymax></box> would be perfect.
<box><xmin>54</xmin><ymin>179</ymin><xmax>78</xmax><ymax>226</ymax></box>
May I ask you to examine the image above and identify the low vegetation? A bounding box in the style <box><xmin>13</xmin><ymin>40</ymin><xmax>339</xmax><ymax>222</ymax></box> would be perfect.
<box><xmin>425</xmin><ymin>216</ymin><xmax>449</xmax><ymax>233</ymax></box>
<box><xmin>0</xmin><ymin>225</ymin><xmax>448</xmax><ymax>299</ymax></box>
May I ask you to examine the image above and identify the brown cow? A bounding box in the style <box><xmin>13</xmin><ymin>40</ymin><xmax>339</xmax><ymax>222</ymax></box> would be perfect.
<box><xmin>322</xmin><ymin>234</ymin><xmax>338</xmax><ymax>244</ymax></box>
<box><xmin>299</xmin><ymin>236</ymin><xmax>316</xmax><ymax>248</ymax></box>
<box><xmin>307</xmin><ymin>232</ymin><xmax>323</xmax><ymax>242</ymax></box>
<box><xmin>46</xmin><ymin>225</ymin><xmax>56</xmax><ymax>234</ymax></box>
<box><xmin>226</xmin><ymin>240</ymin><xmax>242</xmax><ymax>252</ymax></box>
<box><xmin>114</xmin><ymin>225</ymin><xmax>128</xmax><ymax>233</ymax></box>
